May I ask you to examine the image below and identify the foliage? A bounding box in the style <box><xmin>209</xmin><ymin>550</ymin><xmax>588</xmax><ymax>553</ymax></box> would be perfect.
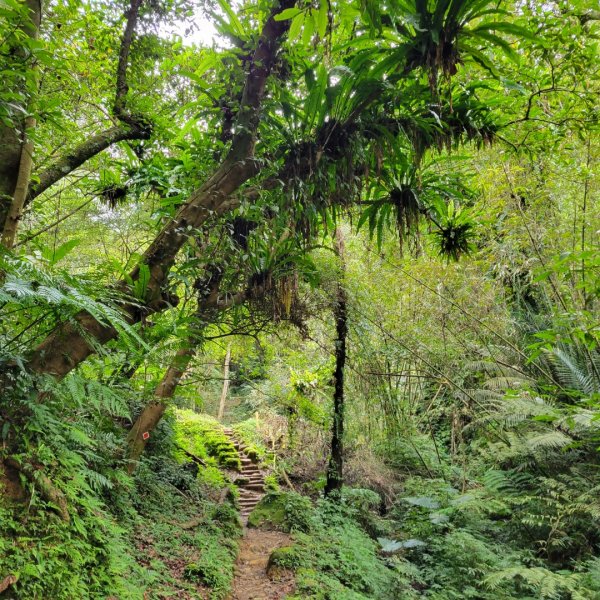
<box><xmin>174</xmin><ymin>410</ymin><xmax>241</xmax><ymax>470</ymax></box>
<box><xmin>274</xmin><ymin>499</ymin><xmax>409</xmax><ymax>600</ymax></box>
<box><xmin>0</xmin><ymin>0</ymin><xmax>598</xmax><ymax>598</ymax></box>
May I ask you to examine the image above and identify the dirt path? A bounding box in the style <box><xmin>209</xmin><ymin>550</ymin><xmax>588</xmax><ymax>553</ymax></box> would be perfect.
<box><xmin>221</xmin><ymin>429</ymin><xmax>295</xmax><ymax>599</ymax></box>
<box><xmin>230</xmin><ymin>528</ymin><xmax>295</xmax><ymax>600</ymax></box>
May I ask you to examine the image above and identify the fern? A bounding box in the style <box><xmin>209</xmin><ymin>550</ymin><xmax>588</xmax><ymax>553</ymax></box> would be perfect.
<box><xmin>525</xmin><ymin>431</ymin><xmax>572</xmax><ymax>451</ymax></box>
<box><xmin>0</xmin><ymin>253</ymin><xmax>146</xmax><ymax>354</ymax></box>
<box><xmin>485</xmin><ymin>566</ymin><xmax>590</xmax><ymax>599</ymax></box>
<box><xmin>542</xmin><ymin>344</ymin><xmax>600</xmax><ymax>397</ymax></box>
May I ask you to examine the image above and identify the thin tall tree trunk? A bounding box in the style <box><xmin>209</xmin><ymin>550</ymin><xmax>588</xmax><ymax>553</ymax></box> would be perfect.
<box><xmin>126</xmin><ymin>345</ymin><xmax>195</xmax><ymax>471</ymax></box>
<box><xmin>2</xmin><ymin>116</ymin><xmax>36</xmax><ymax>248</ymax></box>
<box><xmin>325</xmin><ymin>227</ymin><xmax>348</xmax><ymax>498</ymax></box>
<box><xmin>0</xmin><ymin>0</ymin><xmax>41</xmax><ymax>226</ymax></box>
<box><xmin>217</xmin><ymin>344</ymin><xmax>231</xmax><ymax>421</ymax></box>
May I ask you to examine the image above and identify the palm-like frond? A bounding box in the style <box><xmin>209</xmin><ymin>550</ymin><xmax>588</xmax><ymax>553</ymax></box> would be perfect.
<box><xmin>546</xmin><ymin>345</ymin><xmax>600</xmax><ymax>396</ymax></box>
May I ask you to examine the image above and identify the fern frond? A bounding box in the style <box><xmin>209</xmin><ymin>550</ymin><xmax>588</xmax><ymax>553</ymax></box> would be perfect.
<box><xmin>483</xmin><ymin>376</ymin><xmax>532</xmax><ymax>390</ymax></box>
<box><xmin>525</xmin><ymin>431</ymin><xmax>572</xmax><ymax>451</ymax></box>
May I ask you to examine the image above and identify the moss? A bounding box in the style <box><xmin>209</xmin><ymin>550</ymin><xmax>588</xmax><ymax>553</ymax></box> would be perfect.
<box><xmin>244</xmin><ymin>446</ymin><xmax>260</xmax><ymax>462</ymax></box>
<box><xmin>247</xmin><ymin>493</ymin><xmax>289</xmax><ymax>530</ymax></box>
<box><xmin>232</xmin><ymin>420</ymin><xmax>269</xmax><ymax>461</ymax></box>
<box><xmin>264</xmin><ymin>473</ymin><xmax>280</xmax><ymax>492</ymax></box>
<box><xmin>268</xmin><ymin>545</ymin><xmax>303</xmax><ymax>571</ymax></box>
<box><xmin>247</xmin><ymin>492</ymin><xmax>313</xmax><ymax>532</ymax></box>
<box><xmin>174</xmin><ymin>411</ymin><xmax>241</xmax><ymax>471</ymax></box>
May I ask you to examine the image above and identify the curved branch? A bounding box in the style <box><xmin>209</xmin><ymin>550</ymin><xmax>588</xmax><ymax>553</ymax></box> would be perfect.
<box><xmin>29</xmin><ymin>123</ymin><xmax>151</xmax><ymax>201</ymax></box>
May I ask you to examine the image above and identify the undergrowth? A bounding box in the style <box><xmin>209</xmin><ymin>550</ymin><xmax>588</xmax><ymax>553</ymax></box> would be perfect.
<box><xmin>174</xmin><ymin>410</ymin><xmax>242</xmax><ymax>470</ymax></box>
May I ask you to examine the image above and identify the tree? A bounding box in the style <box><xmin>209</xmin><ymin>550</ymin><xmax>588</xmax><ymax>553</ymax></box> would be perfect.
<box><xmin>325</xmin><ymin>227</ymin><xmax>348</xmax><ymax>497</ymax></box>
<box><xmin>0</xmin><ymin>0</ymin><xmax>152</xmax><ymax>240</ymax></box>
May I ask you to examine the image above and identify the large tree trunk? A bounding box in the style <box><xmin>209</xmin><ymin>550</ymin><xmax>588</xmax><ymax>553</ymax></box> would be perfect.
<box><xmin>325</xmin><ymin>227</ymin><xmax>348</xmax><ymax>498</ymax></box>
<box><xmin>2</xmin><ymin>116</ymin><xmax>36</xmax><ymax>249</ymax></box>
<box><xmin>22</xmin><ymin>0</ymin><xmax>294</xmax><ymax>382</ymax></box>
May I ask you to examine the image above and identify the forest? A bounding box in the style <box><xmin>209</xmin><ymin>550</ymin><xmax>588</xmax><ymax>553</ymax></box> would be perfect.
<box><xmin>0</xmin><ymin>0</ymin><xmax>599</xmax><ymax>598</ymax></box>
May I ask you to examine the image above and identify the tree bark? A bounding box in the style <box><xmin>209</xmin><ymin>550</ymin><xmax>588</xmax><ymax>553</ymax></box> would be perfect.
<box><xmin>3</xmin><ymin>457</ymin><xmax>70</xmax><ymax>522</ymax></box>
<box><xmin>0</xmin><ymin>0</ymin><xmax>42</xmax><ymax>225</ymax></box>
<box><xmin>28</xmin><ymin>124</ymin><xmax>151</xmax><ymax>203</ymax></box>
<box><xmin>1</xmin><ymin>115</ymin><xmax>36</xmax><ymax>248</ymax></box>
<box><xmin>217</xmin><ymin>344</ymin><xmax>231</xmax><ymax>420</ymax></box>
<box><xmin>125</xmin><ymin>345</ymin><xmax>194</xmax><ymax>471</ymax></box>
<box><xmin>325</xmin><ymin>227</ymin><xmax>348</xmax><ymax>498</ymax></box>
<box><xmin>24</xmin><ymin>0</ymin><xmax>295</xmax><ymax>381</ymax></box>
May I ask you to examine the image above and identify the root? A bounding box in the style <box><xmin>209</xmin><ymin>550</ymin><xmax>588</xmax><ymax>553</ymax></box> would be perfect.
<box><xmin>0</xmin><ymin>575</ymin><xmax>17</xmax><ymax>594</ymax></box>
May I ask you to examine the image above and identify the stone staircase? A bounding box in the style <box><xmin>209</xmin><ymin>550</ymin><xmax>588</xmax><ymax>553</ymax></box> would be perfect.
<box><xmin>222</xmin><ymin>428</ymin><xmax>265</xmax><ymax>523</ymax></box>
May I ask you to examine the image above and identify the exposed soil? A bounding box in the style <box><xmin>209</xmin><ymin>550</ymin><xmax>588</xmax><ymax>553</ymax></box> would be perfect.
<box><xmin>0</xmin><ymin>461</ymin><xmax>26</xmax><ymax>501</ymax></box>
<box><xmin>230</xmin><ymin>528</ymin><xmax>295</xmax><ymax>600</ymax></box>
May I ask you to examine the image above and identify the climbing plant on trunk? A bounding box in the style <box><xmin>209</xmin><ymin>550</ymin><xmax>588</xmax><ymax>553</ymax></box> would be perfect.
<box><xmin>325</xmin><ymin>227</ymin><xmax>348</xmax><ymax>497</ymax></box>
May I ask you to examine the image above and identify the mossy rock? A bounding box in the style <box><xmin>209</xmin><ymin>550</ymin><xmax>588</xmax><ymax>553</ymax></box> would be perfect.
<box><xmin>247</xmin><ymin>493</ymin><xmax>288</xmax><ymax>530</ymax></box>
<box><xmin>221</xmin><ymin>455</ymin><xmax>242</xmax><ymax>470</ymax></box>
<box><xmin>247</xmin><ymin>491</ymin><xmax>313</xmax><ymax>532</ymax></box>
<box><xmin>215</xmin><ymin>442</ymin><xmax>235</xmax><ymax>452</ymax></box>
<box><xmin>267</xmin><ymin>545</ymin><xmax>303</xmax><ymax>574</ymax></box>
<box><xmin>244</xmin><ymin>446</ymin><xmax>260</xmax><ymax>461</ymax></box>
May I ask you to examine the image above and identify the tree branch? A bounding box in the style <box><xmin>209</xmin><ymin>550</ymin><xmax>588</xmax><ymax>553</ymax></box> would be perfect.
<box><xmin>28</xmin><ymin>124</ymin><xmax>150</xmax><ymax>201</ymax></box>
<box><xmin>26</xmin><ymin>0</ymin><xmax>295</xmax><ymax>379</ymax></box>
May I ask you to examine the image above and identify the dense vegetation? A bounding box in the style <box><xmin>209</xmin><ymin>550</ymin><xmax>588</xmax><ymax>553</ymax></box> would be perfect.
<box><xmin>0</xmin><ymin>0</ymin><xmax>598</xmax><ymax>598</ymax></box>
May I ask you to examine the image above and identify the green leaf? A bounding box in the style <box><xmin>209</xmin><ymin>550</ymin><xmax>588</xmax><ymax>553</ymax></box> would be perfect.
<box><xmin>133</xmin><ymin>264</ymin><xmax>150</xmax><ymax>301</ymax></box>
<box><xmin>41</xmin><ymin>239</ymin><xmax>81</xmax><ymax>266</ymax></box>
<box><xmin>274</xmin><ymin>7</ymin><xmax>303</xmax><ymax>22</ymax></box>
<box><xmin>288</xmin><ymin>13</ymin><xmax>305</xmax><ymax>42</ymax></box>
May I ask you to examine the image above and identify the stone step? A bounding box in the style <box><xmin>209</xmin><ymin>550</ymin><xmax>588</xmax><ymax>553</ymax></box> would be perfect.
<box><xmin>243</xmin><ymin>484</ymin><xmax>264</xmax><ymax>492</ymax></box>
<box><xmin>235</xmin><ymin>478</ymin><xmax>263</xmax><ymax>487</ymax></box>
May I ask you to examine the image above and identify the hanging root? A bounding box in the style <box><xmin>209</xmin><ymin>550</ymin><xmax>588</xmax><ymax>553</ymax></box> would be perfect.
<box><xmin>3</xmin><ymin>458</ymin><xmax>70</xmax><ymax>522</ymax></box>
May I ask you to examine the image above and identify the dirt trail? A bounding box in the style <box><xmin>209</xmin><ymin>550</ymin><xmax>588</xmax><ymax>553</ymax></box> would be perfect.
<box><xmin>222</xmin><ymin>429</ymin><xmax>295</xmax><ymax>599</ymax></box>
<box><xmin>230</xmin><ymin>528</ymin><xmax>295</xmax><ymax>600</ymax></box>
